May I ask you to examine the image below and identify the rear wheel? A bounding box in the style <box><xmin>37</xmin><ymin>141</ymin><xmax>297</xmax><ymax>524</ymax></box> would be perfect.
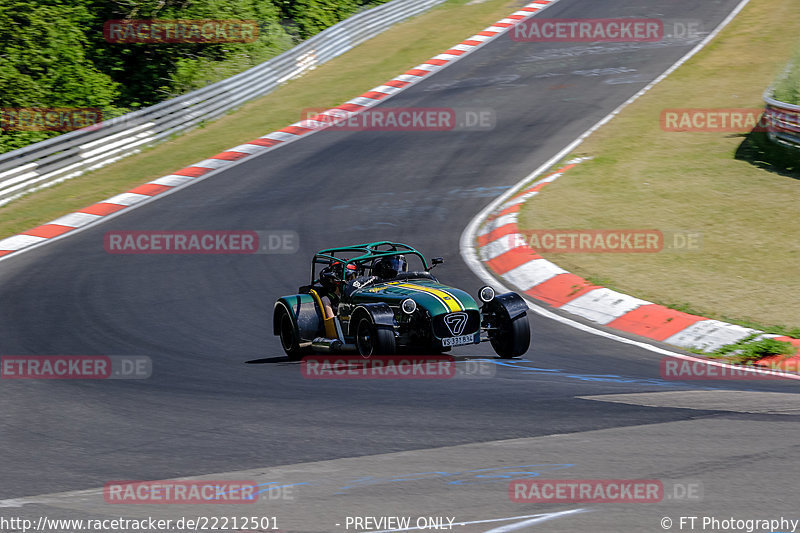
<box><xmin>489</xmin><ymin>314</ymin><xmax>530</xmax><ymax>358</ymax></box>
<box><xmin>355</xmin><ymin>316</ymin><xmax>396</xmax><ymax>356</ymax></box>
<box><xmin>278</xmin><ymin>308</ymin><xmax>311</xmax><ymax>361</ymax></box>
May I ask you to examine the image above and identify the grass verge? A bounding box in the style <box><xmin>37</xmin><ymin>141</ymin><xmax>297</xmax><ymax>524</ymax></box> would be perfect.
<box><xmin>773</xmin><ymin>49</ymin><xmax>800</xmax><ymax>104</ymax></box>
<box><xmin>517</xmin><ymin>0</ymin><xmax>800</xmax><ymax>332</ymax></box>
<box><xmin>0</xmin><ymin>0</ymin><xmax>524</xmax><ymax>240</ymax></box>
<box><xmin>696</xmin><ymin>335</ymin><xmax>795</xmax><ymax>366</ymax></box>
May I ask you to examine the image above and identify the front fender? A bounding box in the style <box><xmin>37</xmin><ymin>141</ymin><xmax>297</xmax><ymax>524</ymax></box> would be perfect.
<box><xmin>349</xmin><ymin>303</ymin><xmax>397</xmax><ymax>336</ymax></box>
<box><xmin>483</xmin><ymin>292</ymin><xmax>528</xmax><ymax>321</ymax></box>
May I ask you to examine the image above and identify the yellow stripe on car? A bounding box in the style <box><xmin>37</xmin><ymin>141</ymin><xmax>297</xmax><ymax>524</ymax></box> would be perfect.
<box><xmin>395</xmin><ymin>283</ymin><xmax>463</xmax><ymax>312</ymax></box>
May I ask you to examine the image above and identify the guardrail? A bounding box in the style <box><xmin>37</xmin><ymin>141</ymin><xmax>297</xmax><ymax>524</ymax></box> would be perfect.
<box><xmin>0</xmin><ymin>0</ymin><xmax>446</xmax><ymax>206</ymax></box>
<box><xmin>763</xmin><ymin>91</ymin><xmax>800</xmax><ymax>150</ymax></box>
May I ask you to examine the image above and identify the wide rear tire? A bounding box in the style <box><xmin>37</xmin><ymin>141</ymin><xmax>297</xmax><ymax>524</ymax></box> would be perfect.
<box><xmin>278</xmin><ymin>308</ymin><xmax>311</xmax><ymax>361</ymax></box>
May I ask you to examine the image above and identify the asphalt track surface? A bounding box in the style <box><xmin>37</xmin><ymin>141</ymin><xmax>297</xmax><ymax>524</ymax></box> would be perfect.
<box><xmin>2</xmin><ymin>0</ymin><xmax>799</xmax><ymax>531</ymax></box>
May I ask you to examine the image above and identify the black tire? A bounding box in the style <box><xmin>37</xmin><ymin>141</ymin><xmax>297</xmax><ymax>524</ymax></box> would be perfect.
<box><xmin>490</xmin><ymin>315</ymin><xmax>531</xmax><ymax>358</ymax></box>
<box><xmin>355</xmin><ymin>315</ymin><xmax>396</xmax><ymax>357</ymax></box>
<box><xmin>278</xmin><ymin>308</ymin><xmax>311</xmax><ymax>361</ymax></box>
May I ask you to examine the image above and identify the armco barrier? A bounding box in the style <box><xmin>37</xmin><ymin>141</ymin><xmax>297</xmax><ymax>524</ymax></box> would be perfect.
<box><xmin>763</xmin><ymin>91</ymin><xmax>800</xmax><ymax>149</ymax></box>
<box><xmin>0</xmin><ymin>0</ymin><xmax>446</xmax><ymax>206</ymax></box>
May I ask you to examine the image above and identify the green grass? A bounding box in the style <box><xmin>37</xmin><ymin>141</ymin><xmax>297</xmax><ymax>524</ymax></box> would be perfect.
<box><xmin>695</xmin><ymin>335</ymin><xmax>796</xmax><ymax>365</ymax></box>
<box><xmin>773</xmin><ymin>50</ymin><xmax>800</xmax><ymax>104</ymax></box>
<box><xmin>0</xmin><ymin>0</ymin><xmax>523</xmax><ymax>239</ymax></box>
<box><xmin>517</xmin><ymin>0</ymin><xmax>800</xmax><ymax>332</ymax></box>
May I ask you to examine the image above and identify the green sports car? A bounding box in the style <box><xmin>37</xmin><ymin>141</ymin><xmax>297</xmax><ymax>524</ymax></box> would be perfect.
<box><xmin>273</xmin><ymin>241</ymin><xmax>530</xmax><ymax>359</ymax></box>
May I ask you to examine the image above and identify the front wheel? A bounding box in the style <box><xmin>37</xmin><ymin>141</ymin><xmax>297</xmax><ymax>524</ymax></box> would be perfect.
<box><xmin>355</xmin><ymin>316</ymin><xmax>396</xmax><ymax>357</ymax></box>
<box><xmin>489</xmin><ymin>314</ymin><xmax>530</xmax><ymax>359</ymax></box>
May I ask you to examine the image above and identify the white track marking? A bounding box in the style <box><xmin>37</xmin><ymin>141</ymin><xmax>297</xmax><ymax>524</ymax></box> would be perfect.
<box><xmin>482</xmin><ymin>509</ymin><xmax>589</xmax><ymax>532</ymax></box>
<box><xmin>366</xmin><ymin>510</ymin><xmax>588</xmax><ymax>532</ymax></box>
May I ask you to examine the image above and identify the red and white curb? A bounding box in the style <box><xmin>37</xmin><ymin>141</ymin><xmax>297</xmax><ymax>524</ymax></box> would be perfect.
<box><xmin>474</xmin><ymin>157</ymin><xmax>800</xmax><ymax>368</ymax></box>
<box><xmin>0</xmin><ymin>0</ymin><xmax>562</xmax><ymax>261</ymax></box>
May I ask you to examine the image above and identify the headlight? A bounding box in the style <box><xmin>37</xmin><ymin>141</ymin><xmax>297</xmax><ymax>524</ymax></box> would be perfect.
<box><xmin>401</xmin><ymin>298</ymin><xmax>417</xmax><ymax>314</ymax></box>
<box><xmin>478</xmin><ymin>286</ymin><xmax>495</xmax><ymax>303</ymax></box>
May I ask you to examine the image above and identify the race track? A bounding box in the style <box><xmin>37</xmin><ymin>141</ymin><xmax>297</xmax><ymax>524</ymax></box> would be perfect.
<box><xmin>2</xmin><ymin>0</ymin><xmax>798</xmax><ymax>531</ymax></box>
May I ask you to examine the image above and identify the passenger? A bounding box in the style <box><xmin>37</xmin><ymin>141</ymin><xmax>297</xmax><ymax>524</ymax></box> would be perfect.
<box><xmin>371</xmin><ymin>255</ymin><xmax>408</xmax><ymax>280</ymax></box>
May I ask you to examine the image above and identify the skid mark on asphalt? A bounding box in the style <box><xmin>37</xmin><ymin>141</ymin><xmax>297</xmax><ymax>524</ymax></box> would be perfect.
<box><xmin>520</xmin><ymin>38</ymin><xmax>703</xmax><ymax>62</ymax></box>
<box><xmin>331</xmin><ymin>463</ymin><xmax>576</xmax><ymax>494</ymax></box>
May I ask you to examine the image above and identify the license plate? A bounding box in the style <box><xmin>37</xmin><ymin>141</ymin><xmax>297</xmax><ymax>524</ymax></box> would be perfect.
<box><xmin>442</xmin><ymin>334</ymin><xmax>475</xmax><ymax>347</ymax></box>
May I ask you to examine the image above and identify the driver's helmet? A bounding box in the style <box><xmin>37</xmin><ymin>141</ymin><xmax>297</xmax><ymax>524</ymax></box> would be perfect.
<box><xmin>342</xmin><ymin>262</ymin><xmax>359</xmax><ymax>280</ymax></box>
<box><xmin>372</xmin><ymin>255</ymin><xmax>407</xmax><ymax>279</ymax></box>
<box><xmin>318</xmin><ymin>264</ymin><xmax>339</xmax><ymax>292</ymax></box>
<box><xmin>319</xmin><ymin>261</ymin><xmax>358</xmax><ymax>290</ymax></box>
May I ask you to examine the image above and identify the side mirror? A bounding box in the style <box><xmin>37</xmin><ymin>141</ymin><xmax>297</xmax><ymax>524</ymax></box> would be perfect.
<box><xmin>429</xmin><ymin>257</ymin><xmax>444</xmax><ymax>270</ymax></box>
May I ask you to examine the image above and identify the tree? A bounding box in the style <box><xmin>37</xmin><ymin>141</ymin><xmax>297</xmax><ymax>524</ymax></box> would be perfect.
<box><xmin>0</xmin><ymin>0</ymin><xmax>119</xmax><ymax>152</ymax></box>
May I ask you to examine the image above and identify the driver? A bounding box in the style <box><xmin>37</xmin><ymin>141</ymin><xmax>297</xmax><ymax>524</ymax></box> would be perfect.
<box><xmin>318</xmin><ymin>261</ymin><xmax>357</xmax><ymax>317</ymax></box>
<box><xmin>372</xmin><ymin>255</ymin><xmax>407</xmax><ymax>280</ymax></box>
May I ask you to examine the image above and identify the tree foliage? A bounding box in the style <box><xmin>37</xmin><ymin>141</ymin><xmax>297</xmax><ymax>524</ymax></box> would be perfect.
<box><xmin>276</xmin><ymin>0</ymin><xmax>391</xmax><ymax>39</ymax></box>
<box><xmin>0</xmin><ymin>0</ymin><xmax>119</xmax><ymax>151</ymax></box>
<box><xmin>0</xmin><ymin>0</ymin><xmax>387</xmax><ymax>155</ymax></box>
